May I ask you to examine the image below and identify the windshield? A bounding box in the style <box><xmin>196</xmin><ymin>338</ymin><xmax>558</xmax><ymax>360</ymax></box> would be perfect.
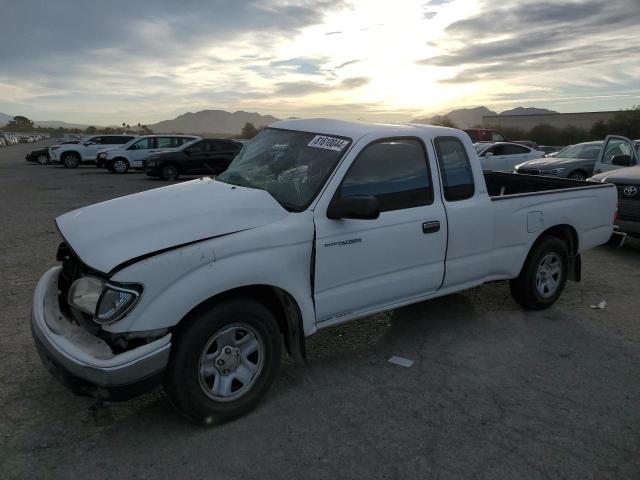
<box><xmin>556</xmin><ymin>143</ymin><xmax>602</xmax><ymax>160</ymax></box>
<box><xmin>474</xmin><ymin>143</ymin><xmax>492</xmax><ymax>153</ymax></box>
<box><xmin>217</xmin><ymin>128</ymin><xmax>351</xmax><ymax>211</ymax></box>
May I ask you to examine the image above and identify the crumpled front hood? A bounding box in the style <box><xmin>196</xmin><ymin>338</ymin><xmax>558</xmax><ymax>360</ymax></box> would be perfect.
<box><xmin>56</xmin><ymin>178</ymin><xmax>289</xmax><ymax>273</ymax></box>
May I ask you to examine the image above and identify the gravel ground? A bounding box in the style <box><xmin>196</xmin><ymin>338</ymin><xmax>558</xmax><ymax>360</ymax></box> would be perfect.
<box><xmin>0</xmin><ymin>140</ymin><xmax>638</xmax><ymax>479</ymax></box>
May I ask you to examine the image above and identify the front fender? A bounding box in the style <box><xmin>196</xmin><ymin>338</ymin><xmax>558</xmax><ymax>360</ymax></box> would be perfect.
<box><xmin>104</xmin><ymin>213</ymin><xmax>317</xmax><ymax>337</ymax></box>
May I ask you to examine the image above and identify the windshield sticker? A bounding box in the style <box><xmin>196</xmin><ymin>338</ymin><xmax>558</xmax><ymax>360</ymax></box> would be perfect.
<box><xmin>307</xmin><ymin>135</ymin><xmax>349</xmax><ymax>151</ymax></box>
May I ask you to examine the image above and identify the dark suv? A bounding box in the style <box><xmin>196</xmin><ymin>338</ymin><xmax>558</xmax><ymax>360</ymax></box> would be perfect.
<box><xmin>143</xmin><ymin>138</ymin><xmax>243</xmax><ymax>180</ymax></box>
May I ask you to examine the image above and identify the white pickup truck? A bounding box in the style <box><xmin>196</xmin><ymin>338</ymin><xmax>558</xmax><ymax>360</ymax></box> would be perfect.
<box><xmin>31</xmin><ymin>119</ymin><xmax>616</xmax><ymax>423</ymax></box>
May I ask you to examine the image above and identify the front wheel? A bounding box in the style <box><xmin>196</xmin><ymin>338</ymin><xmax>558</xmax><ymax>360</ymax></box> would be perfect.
<box><xmin>37</xmin><ymin>154</ymin><xmax>49</xmax><ymax>165</ymax></box>
<box><xmin>62</xmin><ymin>153</ymin><xmax>80</xmax><ymax>168</ymax></box>
<box><xmin>164</xmin><ymin>298</ymin><xmax>282</xmax><ymax>424</ymax></box>
<box><xmin>161</xmin><ymin>164</ymin><xmax>179</xmax><ymax>181</ymax></box>
<box><xmin>510</xmin><ymin>235</ymin><xmax>568</xmax><ymax>310</ymax></box>
<box><xmin>112</xmin><ymin>158</ymin><xmax>129</xmax><ymax>174</ymax></box>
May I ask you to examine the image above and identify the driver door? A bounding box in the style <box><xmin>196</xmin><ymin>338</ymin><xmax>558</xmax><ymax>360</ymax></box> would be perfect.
<box><xmin>313</xmin><ymin>138</ymin><xmax>447</xmax><ymax>323</ymax></box>
<box><xmin>594</xmin><ymin>135</ymin><xmax>638</xmax><ymax>173</ymax></box>
<box><xmin>83</xmin><ymin>136</ymin><xmax>104</xmax><ymax>160</ymax></box>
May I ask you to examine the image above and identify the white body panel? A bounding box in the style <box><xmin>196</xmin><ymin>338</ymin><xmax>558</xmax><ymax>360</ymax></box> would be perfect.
<box><xmin>52</xmin><ymin>119</ymin><xmax>616</xmax><ymax>340</ymax></box>
<box><xmin>478</xmin><ymin>142</ymin><xmax>544</xmax><ymax>172</ymax></box>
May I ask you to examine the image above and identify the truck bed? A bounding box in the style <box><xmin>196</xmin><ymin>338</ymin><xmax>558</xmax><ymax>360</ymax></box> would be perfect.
<box><xmin>484</xmin><ymin>171</ymin><xmax>610</xmax><ymax>199</ymax></box>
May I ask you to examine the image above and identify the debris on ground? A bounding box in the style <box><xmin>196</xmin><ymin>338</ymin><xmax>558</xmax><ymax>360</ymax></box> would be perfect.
<box><xmin>590</xmin><ymin>300</ymin><xmax>607</xmax><ymax>309</ymax></box>
<box><xmin>388</xmin><ymin>356</ymin><xmax>414</xmax><ymax>368</ymax></box>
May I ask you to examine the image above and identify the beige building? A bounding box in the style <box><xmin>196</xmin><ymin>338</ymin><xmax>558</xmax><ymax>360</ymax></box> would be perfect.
<box><xmin>482</xmin><ymin>111</ymin><xmax>620</xmax><ymax>130</ymax></box>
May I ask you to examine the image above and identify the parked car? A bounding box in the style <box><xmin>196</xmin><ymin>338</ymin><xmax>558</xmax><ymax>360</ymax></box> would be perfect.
<box><xmin>591</xmin><ymin>135</ymin><xmax>640</xmax><ymax>175</ymax></box>
<box><xmin>464</xmin><ymin>128</ymin><xmax>506</xmax><ymax>142</ymax></box>
<box><xmin>31</xmin><ymin>119</ymin><xmax>616</xmax><ymax>423</ymax></box>
<box><xmin>516</xmin><ymin>137</ymin><xmax>640</xmax><ymax>180</ymax></box>
<box><xmin>100</xmin><ymin>135</ymin><xmax>199</xmax><ymax>174</ymax></box>
<box><xmin>474</xmin><ymin>141</ymin><xmax>544</xmax><ymax>171</ymax></box>
<box><xmin>25</xmin><ymin>140</ymin><xmax>79</xmax><ymax>165</ymax></box>
<box><xmin>514</xmin><ymin>141</ymin><xmax>603</xmax><ymax>180</ymax></box>
<box><xmin>143</xmin><ymin>138</ymin><xmax>243</xmax><ymax>180</ymax></box>
<box><xmin>0</xmin><ymin>136</ymin><xmax>5</xmax><ymax>147</ymax></box>
<box><xmin>25</xmin><ymin>147</ymin><xmax>52</xmax><ymax>165</ymax></box>
<box><xmin>513</xmin><ymin>140</ymin><xmax>540</xmax><ymax>150</ymax></box>
<box><xmin>49</xmin><ymin>135</ymin><xmax>137</xmax><ymax>168</ymax></box>
<box><xmin>589</xmin><ymin>136</ymin><xmax>640</xmax><ymax>239</ymax></box>
<box><xmin>539</xmin><ymin>145</ymin><xmax>564</xmax><ymax>156</ymax></box>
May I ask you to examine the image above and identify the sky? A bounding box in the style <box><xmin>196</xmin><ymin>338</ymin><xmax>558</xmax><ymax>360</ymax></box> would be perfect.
<box><xmin>1</xmin><ymin>0</ymin><xmax>639</xmax><ymax>125</ymax></box>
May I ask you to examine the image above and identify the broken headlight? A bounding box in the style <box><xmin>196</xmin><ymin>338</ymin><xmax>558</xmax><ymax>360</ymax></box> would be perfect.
<box><xmin>95</xmin><ymin>284</ymin><xmax>142</xmax><ymax>323</ymax></box>
<box><xmin>68</xmin><ymin>277</ymin><xmax>142</xmax><ymax>324</ymax></box>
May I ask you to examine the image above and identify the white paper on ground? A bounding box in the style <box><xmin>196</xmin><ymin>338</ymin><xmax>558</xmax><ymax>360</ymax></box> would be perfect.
<box><xmin>388</xmin><ymin>356</ymin><xmax>414</xmax><ymax>368</ymax></box>
<box><xmin>590</xmin><ymin>300</ymin><xmax>606</xmax><ymax>309</ymax></box>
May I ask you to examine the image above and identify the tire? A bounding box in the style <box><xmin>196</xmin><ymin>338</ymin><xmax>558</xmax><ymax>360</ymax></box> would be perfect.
<box><xmin>510</xmin><ymin>235</ymin><xmax>569</xmax><ymax>310</ymax></box>
<box><xmin>112</xmin><ymin>158</ymin><xmax>129</xmax><ymax>174</ymax></box>
<box><xmin>62</xmin><ymin>153</ymin><xmax>80</xmax><ymax>168</ymax></box>
<box><xmin>164</xmin><ymin>298</ymin><xmax>282</xmax><ymax>424</ymax></box>
<box><xmin>37</xmin><ymin>154</ymin><xmax>49</xmax><ymax>165</ymax></box>
<box><xmin>161</xmin><ymin>164</ymin><xmax>179</xmax><ymax>181</ymax></box>
<box><xmin>567</xmin><ymin>171</ymin><xmax>586</xmax><ymax>181</ymax></box>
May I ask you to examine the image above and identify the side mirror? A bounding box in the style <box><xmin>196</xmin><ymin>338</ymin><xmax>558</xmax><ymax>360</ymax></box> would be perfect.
<box><xmin>327</xmin><ymin>195</ymin><xmax>380</xmax><ymax>220</ymax></box>
<box><xmin>484</xmin><ymin>152</ymin><xmax>494</xmax><ymax>158</ymax></box>
<box><xmin>611</xmin><ymin>154</ymin><xmax>632</xmax><ymax>167</ymax></box>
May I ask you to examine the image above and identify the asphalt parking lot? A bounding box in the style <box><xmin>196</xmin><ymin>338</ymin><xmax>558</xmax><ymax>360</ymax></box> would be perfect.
<box><xmin>0</xmin><ymin>140</ymin><xmax>638</xmax><ymax>480</ymax></box>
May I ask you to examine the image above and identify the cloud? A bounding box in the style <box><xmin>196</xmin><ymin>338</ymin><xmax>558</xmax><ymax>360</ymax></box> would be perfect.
<box><xmin>274</xmin><ymin>76</ymin><xmax>370</xmax><ymax>96</ymax></box>
<box><xmin>325</xmin><ymin>31</ymin><xmax>342</xmax><ymax>35</ymax></box>
<box><xmin>335</xmin><ymin>59</ymin><xmax>362</xmax><ymax>69</ymax></box>
<box><xmin>419</xmin><ymin>0</ymin><xmax>640</xmax><ymax>84</ymax></box>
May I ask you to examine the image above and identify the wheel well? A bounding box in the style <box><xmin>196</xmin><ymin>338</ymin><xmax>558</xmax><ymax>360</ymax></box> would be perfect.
<box><xmin>62</xmin><ymin>151</ymin><xmax>80</xmax><ymax>158</ymax></box>
<box><xmin>174</xmin><ymin>285</ymin><xmax>306</xmax><ymax>364</ymax></box>
<box><xmin>113</xmin><ymin>156</ymin><xmax>129</xmax><ymax>165</ymax></box>
<box><xmin>538</xmin><ymin>224</ymin><xmax>578</xmax><ymax>256</ymax></box>
<box><xmin>527</xmin><ymin>224</ymin><xmax>580</xmax><ymax>281</ymax></box>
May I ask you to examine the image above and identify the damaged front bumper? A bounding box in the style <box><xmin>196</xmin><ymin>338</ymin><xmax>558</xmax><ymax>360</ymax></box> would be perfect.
<box><xmin>31</xmin><ymin>266</ymin><xmax>171</xmax><ymax>400</ymax></box>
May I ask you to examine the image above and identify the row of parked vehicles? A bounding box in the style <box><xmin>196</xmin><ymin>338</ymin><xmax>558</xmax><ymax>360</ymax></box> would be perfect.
<box><xmin>1</xmin><ymin>132</ymin><xmax>48</xmax><ymax>146</ymax></box>
<box><xmin>27</xmin><ymin>134</ymin><xmax>244</xmax><ymax>180</ymax></box>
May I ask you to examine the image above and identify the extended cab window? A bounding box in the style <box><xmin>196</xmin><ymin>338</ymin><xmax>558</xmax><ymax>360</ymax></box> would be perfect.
<box><xmin>434</xmin><ymin>137</ymin><xmax>475</xmax><ymax>201</ymax></box>
<box><xmin>340</xmin><ymin>139</ymin><xmax>433</xmax><ymax>212</ymax></box>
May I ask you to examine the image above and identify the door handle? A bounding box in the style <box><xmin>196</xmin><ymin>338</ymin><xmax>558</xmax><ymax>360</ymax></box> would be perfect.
<box><xmin>422</xmin><ymin>221</ymin><xmax>440</xmax><ymax>234</ymax></box>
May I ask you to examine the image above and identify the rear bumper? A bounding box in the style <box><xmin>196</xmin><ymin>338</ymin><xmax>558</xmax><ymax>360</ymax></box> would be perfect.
<box><xmin>31</xmin><ymin>267</ymin><xmax>171</xmax><ymax>399</ymax></box>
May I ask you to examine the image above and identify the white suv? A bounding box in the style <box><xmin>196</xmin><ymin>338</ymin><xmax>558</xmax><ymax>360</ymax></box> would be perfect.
<box><xmin>49</xmin><ymin>135</ymin><xmax>137</xmax><ymax>168</ymax></box>
<box><xmin>100</xmin><ymin>135</ymin><xmax>200</xmax><ymax>173</ymax></box>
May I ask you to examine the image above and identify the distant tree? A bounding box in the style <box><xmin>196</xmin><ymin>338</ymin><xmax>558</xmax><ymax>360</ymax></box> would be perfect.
<box><xmin>240</xmin><ymin>122</ymin><xmax>259</xmax><ymax>139</ymax></box>
<box><xmin>590</xmin><ymin>120</ymin><xmax>608</xmax><ymax>140</ymax></box>
<box><xmin>529</xmin><ymin>123</ymin><xmax>561</xmax><ymax>145</ymax></box>
<box><xmin>85</xmin><ymin>125</ymin><xmax>97</xmax><ymax>134</ymax></box>
<box><xmin>6</xmin><ymin>115</ymin><xmax>34</xmax><ymax>131</ymax></box>
<box><xmin>141</xmin><ymin>125</ymin><xmax>153</xmax><ymax>134</ymax></box>
<box><xmin>606</xmin><ymin>106</ymin><xmax>640</xmax><ymax>138</ymax></box>
<box><xmin>431</xmin><ymin>115</ymin><xmax>458</xmax><ymax>128</ymax></box>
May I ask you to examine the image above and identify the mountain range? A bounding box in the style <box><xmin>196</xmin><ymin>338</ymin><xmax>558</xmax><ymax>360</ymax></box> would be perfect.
<box><xmin>1</xmin><ymin>106</ymin><xmax>558</xmax><ymax>132</ymax></box>
<box><xmin>411</xmin><ymin>106</ymin><xmax>557</xmax><ymax>128</ymax></box>
<box><xmin>148</xmin><ymin>110</ymin><xmax>281</xmax><ymax>134</ymax></box>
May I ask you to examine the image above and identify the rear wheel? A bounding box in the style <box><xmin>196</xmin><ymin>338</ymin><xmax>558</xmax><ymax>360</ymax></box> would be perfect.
<box><xmin>62</xmin><ymin>152</ymin><xmax>80</xmax><ymax>168</ymax></box>
<box><xmin>164</xmin><ymin>298</ymin><xmax>281</xmax><ymax>424</ymax></box>
<box><xmin>161</xmin><ymin>164</ymin><xmax>179</xmax><ymax>181</ymax></box>
<box><xmin>112</xmin><ymin>158</ymin><xmax>129</xmax><ymax>174</ymax></box>
<box><xmin>510</xmin><ymin>235</ymin><xmax>568</xmax><ymax>310</ymax></box>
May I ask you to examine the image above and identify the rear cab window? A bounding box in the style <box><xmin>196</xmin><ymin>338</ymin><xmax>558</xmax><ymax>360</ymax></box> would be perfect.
<box><xmin>434</xmin><ymin>136</ymin><xmax>475</xmax><ymax>201</ymax></box>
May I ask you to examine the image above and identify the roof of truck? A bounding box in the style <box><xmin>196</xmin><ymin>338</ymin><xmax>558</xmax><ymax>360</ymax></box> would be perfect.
<box><xmin>271</xmin><ymin>118</ymin><xmax>460</xmax><ymax>142</ymax></box>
